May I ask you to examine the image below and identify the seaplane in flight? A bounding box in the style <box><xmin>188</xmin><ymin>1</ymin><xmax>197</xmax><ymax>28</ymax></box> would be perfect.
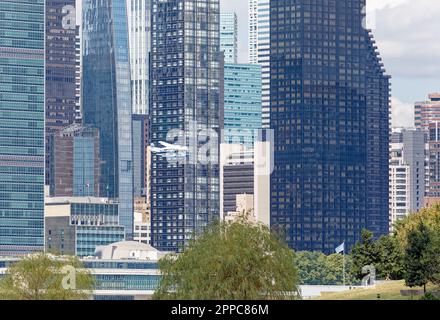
<box><xmin>150</xmin><ymin>141</ymin><xmax>189</xmax><ymax>158</ymax></box>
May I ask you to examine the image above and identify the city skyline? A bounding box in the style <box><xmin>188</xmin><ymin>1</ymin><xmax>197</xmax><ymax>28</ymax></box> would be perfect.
<box><xmin>220</xmin><ymin>0</ymin><xmax>440</xmax><ymax>128</ymax></box>
<box><xmin>77</xmin><ymin>0</ymin><xmax>440</xmax><ymax>126</ymax></box>
<box><xmin>1</xmin><ymin>0</ymin><xmax>440</xmax><ymax>303</ymax></box>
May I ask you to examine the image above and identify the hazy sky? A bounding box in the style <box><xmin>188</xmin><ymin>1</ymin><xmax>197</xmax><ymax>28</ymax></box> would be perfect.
<box><xmin>221</xmin><ymin>0</ymin><xmax>440</xmax><ymax>128</ymax></box>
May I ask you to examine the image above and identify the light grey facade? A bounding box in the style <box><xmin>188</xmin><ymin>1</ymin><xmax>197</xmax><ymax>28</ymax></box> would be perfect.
<box><xmin>391</xmin><ymin>129</ymin><xmax>426</xmax><ymax>211</ymax></box>
<box><xmin>127</xmin><ymin>0</ymin><xmax>152</xmax><ymax>115</ymax></box>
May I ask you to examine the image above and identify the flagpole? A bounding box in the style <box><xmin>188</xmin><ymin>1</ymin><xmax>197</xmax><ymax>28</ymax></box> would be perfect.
<box><xmin>343</xmin><ymin>247</ymin><xmax>346</xmax><ymax>286</ymax></box>
<box><xmin>336</xmin><ymin>242</ymin><xmax>346</xmax><ymax>286</ymax></box>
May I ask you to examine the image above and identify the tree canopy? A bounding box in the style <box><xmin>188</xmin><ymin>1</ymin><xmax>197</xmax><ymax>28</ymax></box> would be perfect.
<box><xmin>394</xmin><ymin>203</ymin><xmax>440</xmax><ymax>249</ymax></box>
<box><xmin>0</xmin><ymin>253</ymin><xmax>94</xmax><ymax>300</ymax></box>
<box><xmin>154</xmin><ymin>217</ymin><xmax>300</xmax><ymax>300</ymax></box>
<box><xmin>403</xmin><ymin>222</ymin><xmax>432</xmax><ymax>291</ymax></box>
<box><xmin>348</xmin><ymin>204</ymin><xmax>440</xmax><ymax>293</ymax></box>
<box><xmin>402</xmin><ymin>220</ymin><xmax>440</xmax><ymax>292</ymax></box>
<box><xmin>350</xmin><ymin>230</ymin><xmax>403</xmax><ymax>281</ymax></box>
<box><xmin>296</xmin><ymin>251</ymin><xmax>355</xmax><ymax>285</ymax></box>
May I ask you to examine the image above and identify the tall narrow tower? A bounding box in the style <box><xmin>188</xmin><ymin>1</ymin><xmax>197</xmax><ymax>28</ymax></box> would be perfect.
<box><xmin>150</xmin><ymin>0</ymin><xmax>221</xmax><ymax>252</ymax></box>
<box><xmin>45</xmin><ymin>0</ymin><xmax>79</xmax><ymax>192</ymax></box>
<box><xmin>249</xmin><ymin>0</ymin><xmax>270</xmax><ymax>128</ymax></box>
<box><xmin>220</xmin><ymin>12</ymin><xmax>238</xmax><ymax>64</ymax></box>
<box><xmin>127</xmin><ymin>0</ymin><xmax>152</xmax><ymax>115</ymax></box>
<box><xmin>82</xmin><ymin>0</ymin><xmax>134</xmax><ymax>240</ymax></box>
<box><xmin>0</xmin><ymin>0</ymin><xmax>45</xmax><ymax>255</ymax></box>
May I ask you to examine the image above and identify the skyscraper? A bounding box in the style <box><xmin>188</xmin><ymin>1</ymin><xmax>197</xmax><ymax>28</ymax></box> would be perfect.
<box><xmin>389</xmin><ymin>129</ymin><xmax>425</xmax><ymax>228</ymax></box>
<box><xmin>46</xmin><ymin>0</ymin><xmax>79</xmax><ymax>189</ymax></box>
<box><xmin>151</xmin><ymin>0</ymin><xmax>221</xmax><ymax>252</ymax></box>
<box><xmin>415</xmin><ymin>93</ymin><xmax>440</xmax><ymax>133</ymax></box>
<box><xmin>223</xmin><ymin>63</ymin><xmax>262</xmax><ymax>148</ymax></box>
<box><xmin>414</xmin><ymin>93</ymin><xmax>440</xmax><ymax>207</ymax></box>
<box><xmin>132</xmin><ymin>114</ymin><xmax>150</xmax><ymax>197</ymax></box>
<box><xmin>248</xmin><ymin>0</ymin><xmax>270</xmax><ymax>128</ymax></box>
<box><xmin>127</xmin><ymin>0</ymin><xmax>152</xmax><ymax>115</ymax></box>
<box><xmin>82</xmin><ymin>0</ymin><xmax>134</xmax><ymax>240</ymax></box>
<box><xmin>270</xmin><ymin>0</ymin><xmax>391</xmax><ymax>253</ymax></box>
<box><xmin>50</xmin><ymin>124</ymin><xmax>100</xmax><ymax>197</ymax></box>
<box><xmin>127</xmin><ymin>1</ymin><xmax>152</xmax><ymax>238</ymax></box>
<box><xmin>427</xmin><ymin>123</ymin><xmax>440</xmax><ymax>200</ymax></box>
<box><xmin>0</xmin><ymin>0</ymin><xmax>45</xmax><ymax>255</ymax></box>
<box><xmin>248</xmin><ymin>0</ymin><xmax>258</xmax><ymax>64</ymax></box>
<box><xmin>220</xmin><ymin>13</ymin><xmax>238</xmax><ymax>64</ymax></box>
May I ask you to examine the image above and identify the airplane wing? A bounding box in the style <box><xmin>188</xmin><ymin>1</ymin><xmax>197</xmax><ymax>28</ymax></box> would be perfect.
<box><xmin>159</xmin><ymin>141</ymin><xmax>189</xmax><ymax>151</ymax></box>
<box><xmin>159</xmin><ymin>141</ymin><xmax>174</xmax><ymax>148</ymax></box>
<box><xmin>151</xmin><ymin>147</ymin><xmax>165</xmax><ymax>153</ymax></box>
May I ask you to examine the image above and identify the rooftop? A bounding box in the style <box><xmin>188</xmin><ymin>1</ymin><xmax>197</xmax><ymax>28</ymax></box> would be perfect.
<box><xmin>45</xmin><ymin>196</ymin><xmax>116</xmax><ymax>205</ymax></box>
<box><xmin>94</xmin><ymin>241</ymin><xmax>169</xmax><ymax>261</ymax></box>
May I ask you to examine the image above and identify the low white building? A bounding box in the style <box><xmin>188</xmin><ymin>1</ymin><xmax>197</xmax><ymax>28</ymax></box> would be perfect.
<box><xmin>224</xmin><ymin>194</ymin><xmax>255</xmax><ymax>223</ymax></box>
<box><xmin>94</xmin><ymin>241</ymin><xmax>166</xmax><ymax>261</ymax></box>
<box><xmin>134</xmin><ymin>210</ymin><xmax>151</xmax><ymax>245</ymax></box>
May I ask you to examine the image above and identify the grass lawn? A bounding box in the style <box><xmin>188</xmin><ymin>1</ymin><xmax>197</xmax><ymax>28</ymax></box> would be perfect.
<box><xmin>314</xmin><ymin>281</ymin><xmax>438</xmax><ymax>300</ymax></box>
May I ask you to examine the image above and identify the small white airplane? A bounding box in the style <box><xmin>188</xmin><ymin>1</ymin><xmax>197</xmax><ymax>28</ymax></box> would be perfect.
<box><xmin>151</xmin><ymin>141</ymin><xmax>189</xmax><ymax>154</ymax></box>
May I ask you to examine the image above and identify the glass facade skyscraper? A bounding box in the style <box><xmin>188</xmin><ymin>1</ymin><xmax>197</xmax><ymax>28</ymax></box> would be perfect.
<box><xmin>270</xmin><ymin>0</ymin><xmax>390</xmax><ymax>253</ymax></box>
<box><xmin>51</xmin><ymin>124</ymin><xmax>100</xmax><ymax>197</ymax></box>
<box><xmin>73</xmin><ymin>127</ymin><xmax>100</xmax><ymax>197</ymax></box>
<box><xmin>127</xmin><ymin>0</ymin><xmax>152</xmax><ymax>115</ymax></box>
<box><xmin>151</xmin><ymin>0</ymin><xmax>221</xmax><ymax>252</ymax></box>
<box><xmin>220</xmin><ymin>12</ymin><xmax>237</xmax><ymax>64</ymax></box>
<box><xmin>45</xmin><ymin>0</ymin><xmax>79</xmax><ymax>189</ymax></box>
<box><xmin>132</xmin><ymin>114</ymin><xmax>149</xmax><ymax>197</ymax></box>
<box><xmin>0</xmin><ymin>0</ymin><xmax>45</xmax><ymax>255</ymax></box>
<box><xmin>249</xmin><ymin>0</ymin><xmax>270</xmax><ymax>128</ymax></box>
<box><xmin>82</xmin><ymin>0</ymin><xmax>134</xmax><ymax>240</ymax></box>
<box><xmin>223</xmin><ymin>64</ymin><xmax>262</xmax><ymax>148</ymax></box>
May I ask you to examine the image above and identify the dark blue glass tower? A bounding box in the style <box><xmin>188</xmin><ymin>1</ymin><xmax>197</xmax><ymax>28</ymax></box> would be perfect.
<box><xmin>0</xmin><ymin>0</ymin><xmax>45</xmax><ymax>255</ymax></box>
<box><xmin>151</xmin><ymin>0</ymin><xmax>221</xmax><ymax>252</ymax></box>
<box><xmin>82</xmin><ymin>0</ymin><xmax>134</xmax><ymax>239</ymax></box>
<box><xmin>270</xmin><ymin>0</ymin><xmax>390</xmax><ymax>253</ymax></box>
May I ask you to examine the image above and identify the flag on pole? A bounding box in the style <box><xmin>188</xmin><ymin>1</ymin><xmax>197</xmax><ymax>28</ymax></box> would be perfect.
<box><xmin>335</xmin><ymin>242</ymin><xmax>345</xmax><ymax>254</ymax></box>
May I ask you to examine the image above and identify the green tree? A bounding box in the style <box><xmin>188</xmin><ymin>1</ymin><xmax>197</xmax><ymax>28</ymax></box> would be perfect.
<box><xmin>350</xmin><ymin>229</ymin><xmax>380</xmax><ymax>280</ymax></box>
<box><xmin>403</xmin><ymin>222</ymin><xmax>432</xmax><ymax>292</ymax></box>
<box><xmin>326</xmin><ymin>253</ymin><xmax>355</xmax><ymax>285</ymax></box>
<box><xmin>394</xmin><ymin>203</ymin><xmax>440</xmax><ymax>249</ymax></box>
<box><xmin>425</xmin><ymin>225</ymin><xmax>440</xmax><ymax>287</ymax></box>
<box><xmin>154</xmin><ymin>217</ymin><xmax>300</xmax><ymax>300</ymax></box>
<box><xmin>0</xmin><ymin>253</ymin><xmax>94</xmax><ymax>300</ymax></box>
<box><xmin>296</xmin><ymin>251</ymin><xmax>355</xmax><ymax>285</ymax></box>
<box><xmin>375</xmin><ymin>235</ymin><xmax>404</xmax><ymax>280</ymax></box>
<box><xmin>350</xmin><ymin>229</ymin><xmax>404</xmax><ymax>281</ymax></box>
